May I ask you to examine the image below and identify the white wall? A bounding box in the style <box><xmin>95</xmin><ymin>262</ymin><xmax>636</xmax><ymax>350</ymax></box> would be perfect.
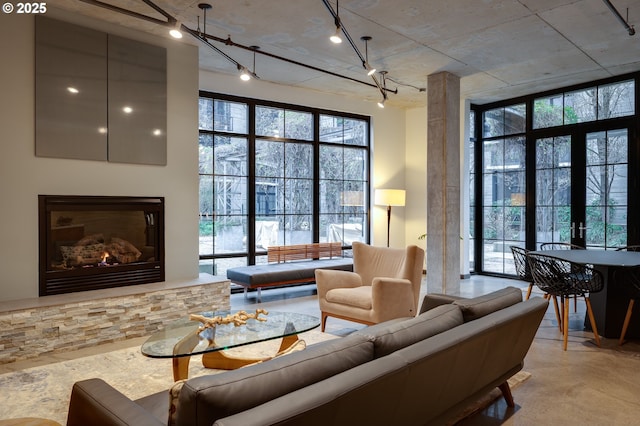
<box><xmin>405</xmin><ymin>106</ymin><xmax>428</xmax><ymax>252</ymax></box>
<box><xmin>199</xmin><ymin>72</ymin><xmax>408</xmax><ymax>248</ymax></box>
<box><xmin>0</xmin><ymin>8</ymin><xmax>410</xmax><ymax>302</ymax></box>
<box><xmin>0</xmin><ymin>11</ymin><xmax>200</xmax><ymax>301</ymax></box>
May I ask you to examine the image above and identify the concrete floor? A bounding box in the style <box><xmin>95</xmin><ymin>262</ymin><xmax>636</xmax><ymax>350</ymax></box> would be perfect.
<box><xmin>233</xmin><ymin>275</ymin><xmax>640</xmax><ymax>425</ymax></box>
<box><xmin>3</xmin><ymin>275</ymin><xmax>640</xmax><ymax>424</ymax></box>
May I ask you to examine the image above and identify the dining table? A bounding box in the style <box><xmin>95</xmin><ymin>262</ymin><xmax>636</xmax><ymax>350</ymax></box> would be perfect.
<box><xmin>530</xmin><ymin>249</ymin><xmax>640</xmax><ymax>339</ymax></box>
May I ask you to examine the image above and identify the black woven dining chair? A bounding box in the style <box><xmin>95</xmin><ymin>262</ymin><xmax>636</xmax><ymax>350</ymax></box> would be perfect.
<box><xmin>540</xmin><ymin>242</ymin><xmax>585</xmax><ymax>312</ymax></box>
<box><xmin>527</xmin><ymin>252</ymin><xmax>604</xmax><ymax>350</ymax></box>
<box><xmin>512</xmin><ymin>246</ymin><xmax>561</xmax><ymax>330</ymax></box>
<box><xmin>540</xmin><ymin>242</ymin><xmax>585</xmax><ymax>250</ymax></box>
<box><xmin>613</xmin><ymin>265</ymin><xmax>640</xmax><ymax>345</ymax></box>
<box><xmin>510</xmin><ymin>246</ymin><xmax>534</xmax><ymax>300</ymax></box>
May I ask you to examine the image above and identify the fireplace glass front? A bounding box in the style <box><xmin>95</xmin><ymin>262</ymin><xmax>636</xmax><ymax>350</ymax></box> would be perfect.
<box><xmin>39</xmin><ymin>195</ymin><xmax>165</xmax><ymax>296</ymax></box>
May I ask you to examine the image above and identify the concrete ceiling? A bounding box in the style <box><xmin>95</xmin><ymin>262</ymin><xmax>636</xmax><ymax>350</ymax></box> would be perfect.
<box><xmin>54</xmin><ymin>0</ymin><xmax>640</xmax><ymax>108</ymax></box>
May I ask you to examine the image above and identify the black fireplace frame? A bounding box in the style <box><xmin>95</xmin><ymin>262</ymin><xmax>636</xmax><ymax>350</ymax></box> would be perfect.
<box><xmin>39</xmin><ymin>195</ymin><xmax>165</xmax><ymax>296</ymax></box>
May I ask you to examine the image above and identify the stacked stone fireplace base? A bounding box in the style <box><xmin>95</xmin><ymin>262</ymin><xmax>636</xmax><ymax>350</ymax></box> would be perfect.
<box><xmin>0</xmin><ymin>274</ymin><xmax>230</xmax><ymax>364</ymax></box>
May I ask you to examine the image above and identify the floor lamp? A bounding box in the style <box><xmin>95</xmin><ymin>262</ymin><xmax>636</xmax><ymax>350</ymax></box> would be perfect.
<box><xmin>374</xmin><ymin>189</ymin><xmax>406</xmax><ymax>247</ymax></box>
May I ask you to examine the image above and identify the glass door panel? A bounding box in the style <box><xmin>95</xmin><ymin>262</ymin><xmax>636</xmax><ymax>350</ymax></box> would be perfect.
<box><xmin>481</xmin><ymin>137</ymin><xmax>526</xmax><ymax>274</ymax></box>
<box><xmin>535</xmin><ymin>136</ymin><xmax>572</xmax><ymax>248</ymax></box>
<box><xmin>585</xmin><ymin>129</ymin><xmax>628</xmax><ymax>249</ymax></box>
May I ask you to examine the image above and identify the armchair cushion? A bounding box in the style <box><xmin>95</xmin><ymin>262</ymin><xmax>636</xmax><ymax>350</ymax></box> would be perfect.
<box><xmin>355</xmin><ymin>304</ymin><xmax>463</xmax><ymax>358</ymax></box>
<box><xmin>326</xmin><ymin>286</ymin><xmax>372</xmax><ymax>309</ymax></box>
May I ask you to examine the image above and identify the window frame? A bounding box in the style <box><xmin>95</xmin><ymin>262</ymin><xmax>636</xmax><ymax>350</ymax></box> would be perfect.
<box><xmin>471</xmin><ymin>71</ymin><xmax>640</xmax><ymax>278</ymax></box>
<box><xmin>198</xmin><ymin>92</ymin><xmax>371</xmax><ymax>275</ymax></box>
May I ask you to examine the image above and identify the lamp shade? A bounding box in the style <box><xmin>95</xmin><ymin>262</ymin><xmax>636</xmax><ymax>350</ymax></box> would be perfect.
<box><xmin>374</xmin><ymin>189</ymin><xmax>405</xmax><ymax>207</ymax></box>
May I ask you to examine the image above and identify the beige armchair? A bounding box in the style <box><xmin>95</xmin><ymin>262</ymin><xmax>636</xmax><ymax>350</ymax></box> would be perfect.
<box><xmin>315</xmin><ymin>242</ymin><xmax>425</xmax><ymax>331</ymax></box>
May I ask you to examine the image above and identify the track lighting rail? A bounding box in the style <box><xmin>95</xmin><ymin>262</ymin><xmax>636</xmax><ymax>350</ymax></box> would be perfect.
<box><xmin>203</xmin><ymin>33</ymin><xmax>397</xmax><ymax>93</ymax></box>
<box><xmin>79</xmin><ymin>0</ymin><xmax>167</xmax><ymax>26</ymax></box>
<box><xmin>602</xmin><ymin>0</ymin><xmax>635</xmax><ymax>36</ymax></box>
<box><xmin>320</xmin><ymin>0</ymin><xmax>397</xmax><ymax>102</ymax></box>
<box><xmin>78</xmin><ymin>0</ymin><xmax>398</xmax><ymax>96</ymax></box>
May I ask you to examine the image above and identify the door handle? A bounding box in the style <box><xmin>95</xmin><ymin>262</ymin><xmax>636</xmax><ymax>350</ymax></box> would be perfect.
<box><xmin>579</xmin><ymin>222</ymin><xmax>587</xmax><ymax>239</ymax></box>
<box><xmin>571</xmin><ymin>222</ymin><xmax>576</xmax><ymax>239</ymax></box>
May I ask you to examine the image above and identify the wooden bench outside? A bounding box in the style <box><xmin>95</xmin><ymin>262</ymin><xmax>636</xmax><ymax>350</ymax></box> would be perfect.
<box><xmin>226</xmin><ymin>242</ymin><xmax>353</xmax><ymax>302</ymax></box>
<box><xmin>267</xmin><ymin>242</ymin><xmax>344</xmax><ymax>263</ymax></box>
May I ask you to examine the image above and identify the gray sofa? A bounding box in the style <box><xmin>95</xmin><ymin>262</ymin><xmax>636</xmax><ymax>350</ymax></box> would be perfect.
<box><xmin>67</xmin><ymin>287</ymin><xmax>548</xmax><ymax>426</ymax></box>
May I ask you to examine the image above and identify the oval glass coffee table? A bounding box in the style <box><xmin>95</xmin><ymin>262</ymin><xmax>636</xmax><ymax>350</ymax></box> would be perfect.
<box><xmin>141</xmin><ymin>310</ymin><xmax>320</xmax><ymax>381</ymax></box>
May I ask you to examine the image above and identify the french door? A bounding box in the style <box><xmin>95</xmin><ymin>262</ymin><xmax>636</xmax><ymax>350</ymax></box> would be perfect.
<box><xmin>535</xmin><ymin>128</ymin><xmax>630</xmax><ymax>249</ymax></box>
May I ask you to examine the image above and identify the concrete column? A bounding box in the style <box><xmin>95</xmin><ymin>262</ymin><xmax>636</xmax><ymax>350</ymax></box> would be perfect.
<box><xmin>426</xmin><ymin>72</ymin><xmax>460</xmax><ymax>294</ymax></box>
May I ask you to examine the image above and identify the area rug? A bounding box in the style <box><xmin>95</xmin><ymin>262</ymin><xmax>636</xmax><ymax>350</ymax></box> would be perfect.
<box><xmin>0</xmin><ymin>329</ymin><xmax>338</xmax><ymax>424</ymax></box>
<box><xmin>0</xmin><ymin>330</ymin><xmax>530</xmax><ymax>425</ymax></box>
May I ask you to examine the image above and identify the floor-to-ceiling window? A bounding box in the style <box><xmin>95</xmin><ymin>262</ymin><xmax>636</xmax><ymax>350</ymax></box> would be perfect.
<box><xmin>471</xmin><ymin>72</ymin><xmax>638</xmax><ymax>276</ymax></box>
<box><xmin>480</xmin><ymin>104</ymin><xmax>526</xmax><ymax>274</ymax></box>
<box><xmin>469</xmin><ymin>110</ymin><xmax>476</xmax><ymax>272</ymax></box>
<box><xmin>198</xmin><ymin>93</ymin><xmax>370</xmax><ymax>276</ymax></box>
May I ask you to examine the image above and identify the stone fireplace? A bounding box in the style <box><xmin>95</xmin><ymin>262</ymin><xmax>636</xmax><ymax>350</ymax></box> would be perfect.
<box><xmin>39</xmin><ymin>195</ymin><xmax>165</xmax><ymax>296</ymax></box>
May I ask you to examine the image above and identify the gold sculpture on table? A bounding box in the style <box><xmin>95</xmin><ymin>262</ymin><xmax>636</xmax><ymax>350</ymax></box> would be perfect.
<box><xmin>189</xmin><ymin>309</ymin><xmax>269</xmax><ymax>330</ymax></box>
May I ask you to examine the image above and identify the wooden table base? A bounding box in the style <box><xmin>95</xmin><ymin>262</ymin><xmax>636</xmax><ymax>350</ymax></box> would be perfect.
<box><xmin>172</xmin><ymin>333</ymin><xmax>304</xmax><ymax>381</ymax></box>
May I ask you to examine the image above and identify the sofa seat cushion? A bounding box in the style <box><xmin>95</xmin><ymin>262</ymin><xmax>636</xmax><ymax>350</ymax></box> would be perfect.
<box><xmin>325</xmin><ymin>286</ymin><xmax>372</xmax><ymax>309</ymax></box>
<box><xmin>227</xmin><ymin>258</ymin><xmax>353</xmax><ymax>286</ymax></box>
<box><xmin>175</xmin><ymin>333</ymin><xmax>373</xmax><ymax>426</ymax></box>
<box><xmin>354</xmin><ymin>304</ymin><xmax>463</xmax><ymax>358</ymax></box>
<box><xmin>453</xmin><ymin>286</ymin><xmax>523</xmax><ymax>322</ymax></box>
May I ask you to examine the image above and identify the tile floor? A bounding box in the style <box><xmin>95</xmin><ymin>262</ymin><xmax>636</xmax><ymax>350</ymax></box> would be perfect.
<box><xmin>3</xmin><ymin>275</ymin><xmax>640</xmax><ymax>425</ymax></box>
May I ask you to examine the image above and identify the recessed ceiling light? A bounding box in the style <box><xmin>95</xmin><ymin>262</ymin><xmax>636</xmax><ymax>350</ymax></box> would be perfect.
<box><xmin>122</xmin><ymin>106</ymin><xmax>133</xmax><ymax>114</ymax></box>
<box><xmin>67</xmin><ymin>87</ymin><xmax>79</xmax><ymax>94</ymax></box>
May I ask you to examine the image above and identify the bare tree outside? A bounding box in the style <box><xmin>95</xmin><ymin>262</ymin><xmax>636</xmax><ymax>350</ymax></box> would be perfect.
<box><xmin>198</xmin><ymin>97</ymin><xmax>369</xmax><ymax>274</ymax></box>
<box><xmin>534</xmin><ymin>80</ymin><xmax>633</xmax><ymax>249</ymax></box>
<box><xmin>479</xmin><ymin>78</ymin><xmax>635</xmax><ymax>274</ymax></box>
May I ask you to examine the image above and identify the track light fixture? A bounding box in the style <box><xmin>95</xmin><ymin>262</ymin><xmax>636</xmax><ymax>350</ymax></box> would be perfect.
<box><xmin>330</xmin><ymin>0</ymin><xmax>343</xmax><ymax>43</ymax></box>
<box><xmin>322</xmin><ymin>0</ymin><xmax>397</xmax><ymax>103</ymax></box>
<box><xmin>169</xmin><ymin>20</ymin><xmax>183</xmax><ymax>39</ymax></box>
<box><xmin>238</xmin><ymin>65</ymin><xmax>251</xmax><ymax>81</ymax></box>
<box><xmin>366</xmin><ymin>63</ymin><xmax>376</xmax><ymax>76</ymax></box>
<box><xmin>361</xmin><ymin>36</ymin><xmax>376</xmax><ymax>76</ymax></box>
<box><xmin>330</xmin><ymin>27</ymin><xmax>343</xmax><ymax>44</ymax></box>
<box><xmin>602</xmin><ymin>0</ymin><xmax>636</xmax><ymax>36</ymax></box>
<box><xmin>377</xmin><ymin>70</ymin><xmax>388</xmax><ymax>108</ymax></box>
<box><xmin>250</xmin><ymin>45</ymin><xmax>260</xmax><ymax>74</ymax></box>
<box><xmin>192</xmin><ymin>3</ymin><xmax>257</xmax><ymax>81</ymax></box>
<box><xmin>81</xmin><ymin>0</ymin><xmax>402</xmax><ymax>95</ymax></box>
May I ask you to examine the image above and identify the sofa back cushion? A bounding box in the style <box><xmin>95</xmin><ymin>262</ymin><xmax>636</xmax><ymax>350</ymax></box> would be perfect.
<box><xmin>453</xmin><ymin>286</ymin><xmax>523</xmax><ymax>322</ymax></box>
<box><xmin>175</xmin><ymin>333</ymin><xmax>373</xmax><ymax>426</ymax></box>
<box><xmin>210</xmin><ymin>297</ymin><xmax>549</xmax><ymax>426</ymax></box>
<box><xmin>353</xmin><ymin>304</ymin><xmax>463</xmax><ymax>358</ymax></box>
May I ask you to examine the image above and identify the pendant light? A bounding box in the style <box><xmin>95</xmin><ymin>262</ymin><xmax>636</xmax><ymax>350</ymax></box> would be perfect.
<box><xmin>330</xmin><ymin>0</ymin><xmax>343</xmax><ymax>44</ymax></box>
